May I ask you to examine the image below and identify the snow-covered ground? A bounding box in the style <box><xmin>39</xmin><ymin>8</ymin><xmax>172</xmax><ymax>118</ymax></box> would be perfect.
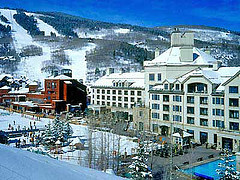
<box><xmin>35</xmin><ymin>16</ymin><xmax>60</xmax><ymax>36</ymax></box>
<box><xmin>0</xmin><ymin>144</ymin><xmax>123</xmax><ymax>180</ymax></box>
<box><xmin>114</xmin><ymin>28</ymin><xmax>130</xmax><ymax>34</ymax></box>
<box><xmin>0</xmin><ymin>109</ymin><xmax>138</xmax><ymax>168</ymax></box>
<box><xmin>64</xmin><ymin>43</ymin><xmax>96</xmax><ymax>83</ymax></box>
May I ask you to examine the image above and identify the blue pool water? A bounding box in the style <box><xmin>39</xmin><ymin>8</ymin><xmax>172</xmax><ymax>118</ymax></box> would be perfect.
<box><xmin>184</xmin><ymin>156</ymin><xmax>236</xmax><ymax>179</ymax></box>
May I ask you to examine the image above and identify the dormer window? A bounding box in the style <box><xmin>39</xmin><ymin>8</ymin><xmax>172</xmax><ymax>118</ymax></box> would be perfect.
<box><xmin>164</xmin><ymin>84</ymin><xmax>169</xmax><ymax>90</ymax></box>
<box><xmin>176</xmin><ymin>84</ymin><xmax>180</xmax><ymax>90</ymax></box>
<box><xmin>112</xmin><ymin>81</ymin><xmax>116</xmax><ymax>87</ymax></box>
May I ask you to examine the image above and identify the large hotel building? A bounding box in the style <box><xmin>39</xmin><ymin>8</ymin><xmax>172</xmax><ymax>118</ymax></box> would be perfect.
<box><xmin>90</xmin><ymin>31</ymin><xmax>240</xmax><ymax>152</ymax></box>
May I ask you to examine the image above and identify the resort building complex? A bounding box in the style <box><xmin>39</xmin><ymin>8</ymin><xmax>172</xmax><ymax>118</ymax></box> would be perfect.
<box><xmin>90</xmin><ymin>31</ymin><xmax>240</xmax><ymax>152</ymax></box>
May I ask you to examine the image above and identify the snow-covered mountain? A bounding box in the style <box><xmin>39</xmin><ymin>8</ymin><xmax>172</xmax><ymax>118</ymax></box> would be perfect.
<box><xmin>0</xmin><ymin>8</ymin><xmax>239</xmax><ymax>85</ymax></box>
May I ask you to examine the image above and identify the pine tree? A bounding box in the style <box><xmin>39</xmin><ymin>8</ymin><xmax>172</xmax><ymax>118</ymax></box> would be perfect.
<box><xmin>128</xmin><ymin>142</ymin><xmax>152</xmax><ymax>179</ymax></box>
<box><xmin>216</xmin><ymin>149</ymin><xmax>240</xmax><ymax>180</ymax></box>
<box><xmin>41</xmin><ymin>122</ymin><xmax>55</xmax><ymax>147</ymax></box>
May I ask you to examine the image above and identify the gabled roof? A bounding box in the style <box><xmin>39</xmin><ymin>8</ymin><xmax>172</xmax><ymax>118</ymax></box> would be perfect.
<box><xmin>93</xmin><ymin>72</ymin><xmax>144</xmax><ymax>89</ymax></box>
<box><xmin>145</xmin><ymin>47</ymin><xmax>216</xmax><ymax>66</ymax></box>
<box><xmin>222</xmin><ymin>70</ymin><xmax>240</xmax><ymax>86</ymax></box>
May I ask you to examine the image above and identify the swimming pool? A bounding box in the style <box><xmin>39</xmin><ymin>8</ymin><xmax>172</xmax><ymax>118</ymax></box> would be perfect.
<box><xmin>184</xmin><ymin>156</ymin><xmax>236</xmax><ymax>179</ymax></box>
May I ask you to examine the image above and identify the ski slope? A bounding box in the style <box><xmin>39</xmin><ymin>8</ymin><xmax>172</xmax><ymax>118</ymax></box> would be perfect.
<box><xmin>0</xmin><ymin>144</ymin><xmax>123</xmax><ymax>180</ymax></box>
<box><xmin>64</xmin><ymin>43</ymin><xmax>96</xmax><ymax>83</ymax></box>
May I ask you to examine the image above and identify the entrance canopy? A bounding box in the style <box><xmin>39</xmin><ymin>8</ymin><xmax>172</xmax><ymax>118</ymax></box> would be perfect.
<box><xmin>173</xmin><ymin>131</ymin><xmax>193</xmax><ymax>138</ymax></box>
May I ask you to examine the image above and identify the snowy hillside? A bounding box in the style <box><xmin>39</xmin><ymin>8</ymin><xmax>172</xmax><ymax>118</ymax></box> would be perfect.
<box><xmin>0</xmin><ymin>8</ymin><xmax>239</xmax><ymax>86</ymax></box>
<box><xmin>0</xmin><ymin>144</ymin><xmax>123</xmax><ymax>180</ymax></box>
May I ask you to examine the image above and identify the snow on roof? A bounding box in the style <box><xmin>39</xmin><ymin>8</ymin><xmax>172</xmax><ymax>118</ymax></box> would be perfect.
<box><xmin>0</xmin><ymin>144</ymin><xmax>123</xmax><ymax>180</ymax></box>
<box><xmin>9</xmin><ymin>88</ymin><xmax>29</xmax><ymax>94</ymax></box>
<box><xmin>29</xmin><ymin>82</ymin><xmax>38</xmax><ymax>86</ymax></box>
<box><xmin>177</xmin><ymin>67</ymin><xmax>240</xmax><ymax>90</ymax></box>
<box><xmin>64</xmin><ymin>81</ymin><xmax>72</xmax><ymax>84</ymax></box>
<box><xmin>0</xmin><ymin>85</ymin><xmax>11</xmax><ymax>90</ymax></box>
<box><xmin>0</xmin><ymin>73</ymin><xmax>12</xmax><ymax>80</ymax></box>
<box><xmin>93</xmin><ymin>72</ymin><xmax>145</xmax><ymax>88</ymax></box>
<box><xmin>12</xmin><ymin>101</ymin><xmax>38</xmax><ymax>108</ymax></box>
<box><xmin>47</xmin><ymin>75</ymin><xmax>72</xmax><ymax>80</ymax></box>
<box><xmin>145</xmin><ymin>47</ymin><xmax>216</xmax><ymax>66</ymax></box>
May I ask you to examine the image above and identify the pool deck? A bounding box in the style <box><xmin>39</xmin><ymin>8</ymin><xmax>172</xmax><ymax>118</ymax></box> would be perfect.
<box><xmin>150</xmin><ymin>146</ymin><xmax>221</xmax><ymax>179</ymax></box>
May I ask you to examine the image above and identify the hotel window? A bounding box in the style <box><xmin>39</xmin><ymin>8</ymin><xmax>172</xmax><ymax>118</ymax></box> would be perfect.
<box><xmin>112</xmin><ymin>96</ymin><xmax>116</xmax><ymax>101</ymax></box>
<box><xmin>229</xmin><ymin>98</ymin><xmax>239</xmax><ymax>107</ymax></box>
<box><xmin>118</xmin><ymin>90</ymin><xmax>122</xmax><ymax>95</ymax></box>
<box><xmin>175</xmin><ymin>84</ymin><xmax>180</xmax><ymax>90</ymax></box>
<box><xmin>152</xmin><ymin>113</ymin><xmax>160</xmax><ymax>119</ymax></box>
<box><xmin>229</xmin><ymin>122</ymin><xmax>239</xmax><ymax>130</ymax></box>
<box><xmin>173</xmin><ymin>115</ymin><xmax>182</xmax><ymax>122</ymax></box>
<box><xmin>102</xmin><ymin>89</ymin><xmax>105</xmax><ymax>94</ymax></box>
<box><xmin>124</xmin><ymin>97</ymin><xmax>128</xmax><ymax>102</ymax></box>
<box><xmin>229</xmin><ymin>110</ymin><xmax>239</xmax><ymax>119</ymax></box>
<box><xmin>118</xmin><ymin>97</ymin><xmax>122</xmax><ymax>101</ymax></box>
<box><xmin>152</xmin><ymin>124</ymin><xmax>158</xmax><ymax>133</ymax></box>
<box><xmin>173</xmin><ymin>105</ymin><xmax>182</xmax><ymax>112</ymax></box>
<box><xmin>187</xmin><ymin>107</ymin><xmax>194</xmax><ymax>114</ymax></box>
<box><xmin>164</xmin><ymin>84</ymin><xmax>169</xmax><ymax>90</ymax></box>
<box><xmin>124</xmin><ymin>90</ymin><xmax>128</xmax><ymax>95</ymax></box>
<box><xmin>200</xmin><ymin>97</ymin><xmax>208</xmax><ymax>104</ymax></box>
<box><xmin>152</xmin><ymin>94</ymin><xmax>160</xmax><ymax>100</ymax></box>
<box><xmin>229</xmin><ymin>86</ymin><xmax>238</xmax><ymax>93</ymax></box>
<box><xmin>200</xmin><ymin>108</ymin><xmax>208</xmax><ymax>116</ymax></box>
<box><xmin>137</xmin><ymin>98</ymin><xmax>141</xmax><ymax>102</ymax></box>
<box><xmin>137</xmin><ymin>91</ymin><xmax>142</xmax><ymax>96</ymax></box>
<box><xmin>97</xmin><ymin>95</ymin><xmax>100</xmax><ymax>99</ymax></box>
<box><xmin>187</xmin><ymin>117</ymin><xmax>194</xmax><ymax>124</ymax></box>
<box><xmin>173</xmin><ymin>95</ymin><xmax>182</xmax><ymax>102</ymax></box>
<box><xmin>97</xmin><ymin>89</ymin><xmax>100</xmax><ymax>93</ymax></box>
<box><xmin>102</xmin><ymin>101</ymin><xmax>105</xmax><ymax>105</ymax></box>
<box><xmin>102</xmin><ymin>95</ymin><xmax>105</xmax><ymax>100</ymax></box>
<box><xmin>152</xmin><ymin>103</ymin><xmax>160</xmax><ymax>110</ymax></box>
<box><xmin>112</xmin><ymin>102</ymin><xmax>116</xmax><ymax>107</ymax></box>
<box><xmin>213</xmin><ymin>120</ymin><xmax>224</xmax><ymax>128</ymax></box>
<box><xmin>200</xmin><ymin>118</ymin><xmax>208</xmax><ymax>126</ymax></box>
<box><xmin>187</xmin><ymin>96</ymin><xmax>194</xmax><ymax>104</ymax></box>
<box><xmin>149</xmin><ymin>74</ymin><xmax>155</xmax><ymax>81</ymax></box>
<box><xmin>131</xmin><ymin>91</ymin><xmax>135</xmax><ymax>95</ymax></box>
<box><xmin>139</xmin><ymin>111</ymin><xmax>143</xmax><ymax>117</ymax></box>
<box><xmin>107</xmin><ymin>90</ymin><xmax>110</xmax><ymax>94</ymax></box>
<box><xmin>163</xmin><ymin>105</ymin><xmax>169</xmax><ymax>111</ymax></box>
<box><xmin>107</xmin><ymin>102</ymin><xmax>110</xmax><ymax>106</ymax></box>
<box><xmin>157</xmin><ymin>73</ymin><xmax>161</xmax><ymax>81</ymax></box>
<box><xmin>163</xmin><ymin>95</ymin><xmax>169</xmax><ymax>102</ymax></box>
<box><xmin>131</xmin><ymin>97</ymin><xmax>135</xmax><ymax>102</ymax></box>
<box><xmin>112</xmin><ymin>90</ymin><xmax>116</xmax><ymax>94</ymax></box>
<box><xmin>118</xmin><ymin>103</ymin><xmax>122</xmax><ymax>107</ymax></box>
<box><xmin>124</xmin><ymin>104</ymin><xmax>128</xmax><ymax>108</ymax></box>
<box><xmin>163</xmin><ymin>114</ymin><xmax>169</xmax><ymax>121</ymax></box>
<box><xmin>107</xmin><ymin>96</ymin><xmax>110</xmax><ymax>100</ymax></box>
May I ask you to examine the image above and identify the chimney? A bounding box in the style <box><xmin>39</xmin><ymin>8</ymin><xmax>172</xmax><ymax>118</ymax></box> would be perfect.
<box><xmin>106</xmin><ymin>68</ymin><xmax>114</xmax><ymax>76</ymax></box>
<box><xmin>213</xmin><ymin>60</ymin><xmax>222</xmax><ymax>71</ymax></box>
<box><xmin>155</xmin><ymin>47</ymin><xmax>160</xmax><ymax>58</ymax></box>
<box><xmin>171</xmin><ymin>31</ymin><xmax>194</xmax><ymax>62</ymax></box>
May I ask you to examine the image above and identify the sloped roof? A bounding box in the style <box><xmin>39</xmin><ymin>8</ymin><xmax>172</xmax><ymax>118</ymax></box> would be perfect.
<box><xmin>47</xmin><ymin>75</ymin><xmax>72</xmax><ymax>80</ymax></box>
<box><xmin>93</xmin><ymin>72</ymin><xmax>144</xmax><ymax>89</ymax></box>
<box><xmin>0</xmin><ymin>85</ymin><xmax>11</xmax><ymax>90</ymax></box>
<box><xmin>146</xmin><ymin>47</ymin><xmax>216</xmax><ymax>65</ymax></box>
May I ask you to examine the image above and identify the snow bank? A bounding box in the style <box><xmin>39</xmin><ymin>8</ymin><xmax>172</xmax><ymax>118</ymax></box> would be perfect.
<box><xmin>0</xmin><ymin>144</ymin><xmax>123</xmax><ymax>180</ymax></box>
